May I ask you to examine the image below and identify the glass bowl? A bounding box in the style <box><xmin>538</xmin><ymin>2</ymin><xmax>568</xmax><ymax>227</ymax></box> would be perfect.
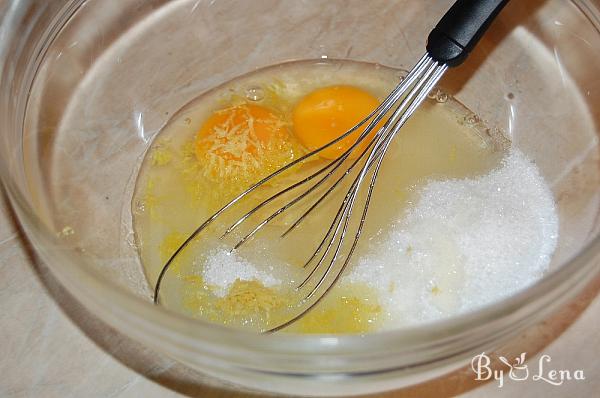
<box><xmin>1</xmin><ymin>0</ymin><xmax>600</xmax><ymax>395</ymax></box>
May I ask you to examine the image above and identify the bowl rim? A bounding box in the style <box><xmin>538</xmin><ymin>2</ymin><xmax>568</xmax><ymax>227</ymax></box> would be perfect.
<box><xmin>1</xmin><ymin>0</ymin><xmax>600</xmax><ymax>376</ymax></box>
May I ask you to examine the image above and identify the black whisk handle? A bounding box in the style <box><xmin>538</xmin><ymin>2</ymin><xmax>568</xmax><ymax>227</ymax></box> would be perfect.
<box><xmin>426</xmin><ymin>0</ymin><xmax>510</xmax><ymax>67</ymax></box>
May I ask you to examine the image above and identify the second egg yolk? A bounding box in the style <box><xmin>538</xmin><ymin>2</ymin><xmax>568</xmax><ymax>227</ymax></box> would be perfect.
<box><xmin>292</xmin><ymin>85</ymin><xmax>385</xmax><ymax>159</ymax></box>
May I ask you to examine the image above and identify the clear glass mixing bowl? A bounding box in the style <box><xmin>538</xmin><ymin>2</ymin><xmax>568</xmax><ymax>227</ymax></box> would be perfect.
<box><xmin>1</xmin><ymin>0</ymin><xmax>600</xmax><ymax>395</ymax></box>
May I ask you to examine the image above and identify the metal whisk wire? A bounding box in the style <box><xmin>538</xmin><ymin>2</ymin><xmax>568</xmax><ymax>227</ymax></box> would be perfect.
<box><xmin>153</xmin><ymin>0</ymin><xmax>510</xmax><ymax>332</ymax></box>
<box><xmin>153</xmin><ymin>54</ymin><xmax>447</xmax><ymax>329</ymax></box>
<box><xmin>267</xmin><ymin>57</ymin><xmax>447</xmax><ymax>333</ymax></box>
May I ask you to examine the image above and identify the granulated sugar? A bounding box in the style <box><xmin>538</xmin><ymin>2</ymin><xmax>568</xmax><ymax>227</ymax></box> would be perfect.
<box><xmin>201</xmin><ymin>248</ymin><xmax>280</xmax><ymax>297</ymax></box>
<box><xmin>193</xmin><ymin>149</ymin><xmax>558</xmax><ymax>328</ymax></box>
<box><xmin>347</xmin><ymin>149</ymin><xmax>559</xmax><ymax>328</ymax></box>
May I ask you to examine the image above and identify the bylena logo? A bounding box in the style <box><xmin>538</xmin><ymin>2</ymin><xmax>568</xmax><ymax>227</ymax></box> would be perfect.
<box><xmin>471</xmin><ymin>352</ymin><xmax>585</xmax><ymax>388</ymax></box>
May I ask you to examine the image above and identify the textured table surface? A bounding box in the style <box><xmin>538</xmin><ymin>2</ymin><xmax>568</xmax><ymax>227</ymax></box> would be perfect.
<box><xmin>1</xmin><ymin>189</ymin><xmax>599</xmax><ymax>398</ymax></box>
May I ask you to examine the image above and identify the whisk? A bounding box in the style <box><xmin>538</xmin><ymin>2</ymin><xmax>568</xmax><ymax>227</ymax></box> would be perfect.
<box><xmin>154</xmin><ymin>0</ymin><xmax>510</xmax><ymax>332</ymax></box>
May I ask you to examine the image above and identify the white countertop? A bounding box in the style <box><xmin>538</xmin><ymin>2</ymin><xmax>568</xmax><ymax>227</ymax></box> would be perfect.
<box><xmin>1</xmin><ymin>190</ymin><xmax>599</xmax><ymax>398</ymax></box>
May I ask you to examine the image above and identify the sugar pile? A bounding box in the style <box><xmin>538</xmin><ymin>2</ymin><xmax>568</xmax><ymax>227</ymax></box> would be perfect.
<box><xmin>197</xmin><ymin>149</ymin><xmax>559</xmax><ymax>329</ymax></box>
<box><xmin>201</xmin><ymin>248</ymin><xmax>280</xmax><ymax>297</ymax></box>
<box><xmin>347</xmin><ymin>149</ymin><xmax>559</xmax><ymax>328</ymax></box>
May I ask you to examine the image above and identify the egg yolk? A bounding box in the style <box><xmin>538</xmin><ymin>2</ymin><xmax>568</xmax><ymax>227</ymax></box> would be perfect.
<box><xmin>292</xmin><ymin>85</ymin><xmax>385</xmax><ymax>159</ymax></box>
<box><xmin>195</xmin><ymin>103</ymin><xmax>285</xmax><ymax>162</ymax></box>
<box><xmin>194</xmin><ymin>103</ymin><xmax>300</xmax><ymax>187</ymax></box>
